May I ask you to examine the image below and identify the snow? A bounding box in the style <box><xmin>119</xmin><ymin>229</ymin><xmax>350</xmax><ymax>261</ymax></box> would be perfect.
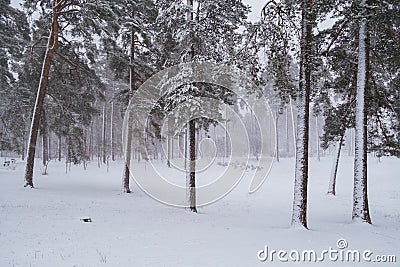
<box><xmin>353</xmin><ymin>11</ymin><xmax>368</xmax><ymax>221</ymax></box>
<box><xmin>0</xmin><ymin>155</ymin><xmax>399</xmax><ymax>266</ymax></box>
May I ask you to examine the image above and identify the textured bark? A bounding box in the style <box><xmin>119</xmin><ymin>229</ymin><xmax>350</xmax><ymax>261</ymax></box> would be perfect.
<box><xmin>327</xmin><ymin>135</ymin><xmax>344</xmax><ymax>195</ymax></box>
<box><xmin>291</xmin><ymin>0</ymin><xmax>313</xmax><ymax>229</ymax></box>
<box><xmin>24</xmin><ymin>2</ymin><xmax>59</xmax><ymax>187</ymax></box>
<box><xmin>352</xmin><ymin>8</ymin><xmax>371</xmax><ymax>223</ymax></box>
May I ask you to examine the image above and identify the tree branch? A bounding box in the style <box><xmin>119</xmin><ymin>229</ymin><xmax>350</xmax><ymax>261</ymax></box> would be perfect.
<box><xmin>321</xmin><ymin>18</ymin><xmax>350</xmax><ymax>56</ymax></box>
<box><xmin>30</xmin><ymin>36</ymin><xmax>49</xmax><ymax>52</ymax></box>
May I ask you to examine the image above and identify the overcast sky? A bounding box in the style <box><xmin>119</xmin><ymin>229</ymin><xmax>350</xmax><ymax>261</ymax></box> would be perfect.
<box><xmin>11</xmin><ymin>0</ymin><xmax>265</xmax><ymax>22</ymax></box>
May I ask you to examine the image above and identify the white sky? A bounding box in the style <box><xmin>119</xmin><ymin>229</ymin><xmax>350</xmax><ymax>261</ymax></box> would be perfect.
<box><xmin>243</xmin><ymin>0</ymin><xmax>265</xmax><ymax>22</ymax></box>
<box><xmin>11</xmin><ymin>0</ymin><xmax>265</xmax><ymax>22</ymax></box>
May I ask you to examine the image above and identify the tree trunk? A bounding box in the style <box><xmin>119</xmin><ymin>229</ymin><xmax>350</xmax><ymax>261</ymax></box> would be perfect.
<box><xmin>286</xmin><ymin>106</ymin><xmax>289</xmax><ymax>156</ymax></box>
<box><xmin>58</xmin><ymin>135</ymin><xmax>62</xmax><ymax>161</ymax></box>
<box><xmin>315</xmin><ymin>116</ymin><xmax>320</xmax><ymax>161</ymax></box>
<box><xmin>41</xmin><ymin>108</ymin><xmax>49</xmax><ymax>167</ymax></box>
<box><xmin>225</xmin><ymin>105</ymin><xmax>229</xmax><ymax>159</ymax></box>
<box><xmin>352</xmin><ymin>6</ymin><xmax>371</xmax><ymax>223</ymax></box>
<box><xmin>189</xmin><ymin>120</ymin><xmax>197</xmax><ymax>212</ymax></box>
<box><xmin>110</xmin><ymin>101</ymin><xmax>115</xmax><ymax>161</ymax></box>
<box><xmin>102</xmin><ymin>96</ymin><xmax>107</xmax><ymax>164</ymax></box>
<box><xmin>289</xmin><ymin>96</ymin><xmax>296</xmax><ymax>156</ymax></box>
<box><xmin>90</xmin><ymin>122</ymin><xmax>94</xmax><ymax>160</ymax></box>
<box><xmin>123</xmin><ymin>30</ymin><xmax>135</xmax><ymax>193</ymax></box>
<box><xmin>48</xmin><ymin>131</ymin><xmax>52</xmax><ymax>161</ymax></box>
<box><xmin>123</xmin><ymin>127</ymin><xmax>132</xmax><ymax>193</ymax></box>
<box><xmin>21</xmin><ymin>139</ymin><xmax>25</xmax><ymax>161</ymax></box>
<box><xmin>167</xmin><ymin>117</ymin><xmax>172</xmax><ymax>168</ymax></box>
<box><xmin>186</xmin><ymin>0</ymin><xmax>197</xmax><ymax>213</ymax></box>
<box><xmin>24</xmin><ymin>3</ymin><xmax>59</xmax><ymax>187</ymax></box>
<box><xmin>291</xmin><ymin>0</ymin><xmax>313</xmax><ymax>229</ymax></box>
<box><xmin>327</xmin><ymin>135</ymin><xmax>344</xmax><ymax>195</ymax></box>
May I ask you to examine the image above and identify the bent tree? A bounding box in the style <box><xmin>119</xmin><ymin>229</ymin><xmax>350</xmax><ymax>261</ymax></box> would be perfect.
<box><xmin>24</xmin><ymin>1</ymin><xmax>60</xmax><ymax>187</ymax></box>
<box><xmin>23</xmin><ymin>0</ymin><xmax>120</xmax><ymax>187</ymax></box>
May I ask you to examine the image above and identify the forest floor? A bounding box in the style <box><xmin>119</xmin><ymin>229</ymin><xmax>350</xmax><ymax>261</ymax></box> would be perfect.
<box><xmin>0</xmin><ymin>155</ymin><xmax>399</xmax><ymax>266</ymax></box>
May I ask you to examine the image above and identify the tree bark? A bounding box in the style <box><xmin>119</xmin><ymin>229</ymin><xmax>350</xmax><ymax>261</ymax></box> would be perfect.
<box><xmin>102</xmin><ymin>95</ymin><xmax>107</xmax><ymax>164</ymax></box>
<box><xmin>167</xmin><ymin>117</ymin><xmax>172</xmax><ymax>168</ymax></box>
<box><xmin>57</xmin><ymin>135</ymin><xmax>62</xmax><ymax>161</ymax></box>
<box><xmin>291</xmin><ymin>0</ymin><xmax>313</xmax><ymax>229</ymax></box>
<box><xmin>327</xmin><ymin>135</ymin><xmax>344</xmax><ymax>195</ymax></box>
<box><xmin>189</xmin><ymin>119</ymin><xmax>197</xmax><ymax>212</ymax></box>
<box><xmin>41</xmin><ymin>108</ymin><xmax>49</xmax><ymax>167</ymax></box>
<box><xmin>286</xmin><ymin>106</ymin><xmax>289</xmax><ymax>155</ymax></box>
<box><xmin>110</xmin><ymin>101</ymin><xmax>115</xmax><ymax>161</ymax></box>
<box><xmin>186</xmin><ymin>0</ymin><xmax>197</xmax><ymax>213</ymax></box>
<box><xmin>123</xmin><ymin>127</ymin><xmax>132</xmax><ymax>193</ymax></box>
<box><xmin>24</xmin><ymin>2</ymin><xmax>59</xmax><ymax>187</ymax></box>
<box><xmin>123</xmin><ymin>30</ymin><xmax>135</xmax><ymax>193</ymax></box>
<box><xmin>352</xmin><ymin>5</ymin><xmax>371</xmax><ymax>223</ymax></box>
<box><xmin>315</xmin><ymin>116</ymin><xmax>320</xmax><ymax>161</ymax></box>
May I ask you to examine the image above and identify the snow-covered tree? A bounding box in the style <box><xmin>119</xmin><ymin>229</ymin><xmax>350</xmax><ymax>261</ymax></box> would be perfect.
<box><xmin>22</xmin><ymin>0</ymin><xmax>126</xmax><ymax>187</ymax></box>
<box><xmin>0</xmin><ymin>0</ymin><xmax>29</xmax><ymax>154</ymax></box>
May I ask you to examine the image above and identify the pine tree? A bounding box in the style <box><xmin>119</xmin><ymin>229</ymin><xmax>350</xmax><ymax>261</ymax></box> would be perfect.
<box><xmin>22</xmin><ymin>0</ymin><xmax>124</xmax><ymax>187</ymax></box>
<box><xmin>290</xmin><ymin>0</ymin><xmax>315</xmax><ymax>229</ymax></box>
<box><xmin>0</xmin><ymin>0</ymin><xmax>29</xmax><ymax>154</ymax></box>
<box><xmin>318</xmin><ymin>0</ymin><xmax>399</xmax><ymax>215</ymax></box>
<box><xmin>153</xmin><ymin>0</ymin><xmax>249</xmax><ymax>212</ymax></box>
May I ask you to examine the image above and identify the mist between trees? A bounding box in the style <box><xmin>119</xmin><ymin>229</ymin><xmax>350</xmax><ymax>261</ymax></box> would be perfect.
<box><xmin>0</xmin><ymin>0</ymin><xmax>399</xmax><ymax>228</ymax></box>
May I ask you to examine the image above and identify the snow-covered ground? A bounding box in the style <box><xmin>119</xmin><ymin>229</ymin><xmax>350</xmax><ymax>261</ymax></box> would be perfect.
<box><xmin>0</xmin><ymin>155</ymin><xmax>399</xmax><ymax>266</ymax></box>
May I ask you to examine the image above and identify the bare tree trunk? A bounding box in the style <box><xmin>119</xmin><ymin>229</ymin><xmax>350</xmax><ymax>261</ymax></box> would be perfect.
<box><xmin>328</xmin><ymin>135</ymin><xmax>344</xmax><ymax>195</ymax></box>
<box><xmin>48</xmin><ymin>131</ymin><xmax>52</xmax><ymax>161</ymax></box>
<box><xmin>291</xmin><ymin>0</ymin><xmax>313</xmax><ymax>229</ymax></box>
<box><xmin>102</xmin><ymin>96</ymin><xmax>107</xmax><ymax>164</ymax></box>
<box><xmin>286</xmin><ymin>106</ymin><xmax>289</xmax><ymax>156</ymax></box>
<box><xmin>289</xmin><ymin>96</ymin><xmax>296</xmax><ymax>156</ymax></box>
<box><xmin>352</xmin><ymin>6</ymin><xmax>371</xmax><ymax>223</ymax></box>
<box><xmin>58</xmin><ymin>135</ymin><xmax>62</xmax><ymax>161</ymax></box>
<box><xmin>123</xmin><ymin>30</ymin><xmax>135</xmax><ymax>193</ymax></box>
<box><xmin>171</xmin><ymin>137</ymin><xmax>174</xmax><ymax>160</ymax></box>
<box><xmin>110</xmin><ymin>101</ymin><xmax>115</xmax><ymax>161</ymax></box>
<box><xmin>348</xmin><ymin>129</ymin><xmax>352</xmax><ymax>156</ymax></box>
<box><xmin>24</xmin><ymin>3</ymin><xmax>59</xmax><ymax>187</ymax></box>
<box><xmin>315</xmin><ymin>116</ymin><xmax>320</xmax><ymax>161</ymax></box>
<box><xmin>225</xmin><ymin>105</ymin><xmax>228</xmax><ymax>159</ymax></box>
<box><xmin>186</xmin><ymin>0</ymin><xmax>197</xmax><ymax>213</ymax></box>
<box><xmin>41</xmin><ymin>109</ymin><xmax>49</xmax><ymax>167</ymax></box>
<box><xmin>189</xmin><ymin>120</ymin><xmax>197</xmax><ymax>213</ymax></box>
<box><xmin>167</xmin><ymin>117</ymin><xmax>172</xmax><ymax>168</ymax></box>
<box><xmin>123</xmin><ymin>127</ymin><xmax>132</xmax><ymax>193</ymax></box>
<box><xmin>21</xmin><ymin>138</ymin><xmax>25</xmax><ymax>161</ymax></box>
<box><xmin>90</xmin><ymin>122</ymin><xmax>94</xmax><ymax>160</ymax></box>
